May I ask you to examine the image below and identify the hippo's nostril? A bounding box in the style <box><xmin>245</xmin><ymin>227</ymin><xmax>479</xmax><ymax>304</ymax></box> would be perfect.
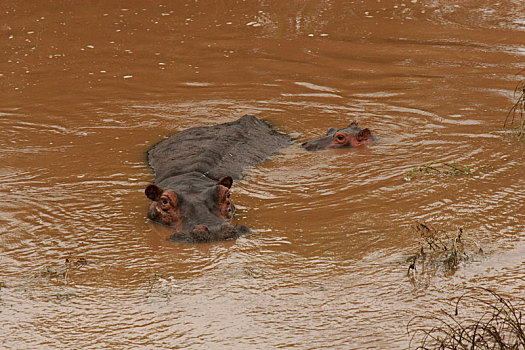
<box><xmin>193</xmin><ymin>225</ymin><xmax>209</xmax><ymax>232</ymax></box>
<box><xmin>302</xmin><ymin>142</ymin><xmax>316</xmax><ymax>151</ymax></box>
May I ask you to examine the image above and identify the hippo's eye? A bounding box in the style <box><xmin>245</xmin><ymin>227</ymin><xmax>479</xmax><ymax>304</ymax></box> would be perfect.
<box><xmin>336</xmin><ymin>135</ymin><xmax>345</xmax><ymax>141</ymax></box>
<box><xmin>161</xmin><ymin>198</ymin><xmax>168</xmax><ymax>205</ymax></box>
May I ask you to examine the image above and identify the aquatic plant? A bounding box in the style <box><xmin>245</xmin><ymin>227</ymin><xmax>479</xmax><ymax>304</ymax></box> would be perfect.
<box><xmin>504</xmin><ymin>79</ymin><xmax>525</xmax><ymax>141</ymax></box>
<box><xmin>405</xmin><ymin>162</ymin><xmax>441</xmax><ymax>180</ymax></box>
<box><xmin>408</xmin><ymin>288</ymin><xmax>525</xmax><ymax>349</ymax></box>
<box><xmin>404</xmin><ymin>161</ymin><xmax>486</xmax><ymax>181</ymax></box>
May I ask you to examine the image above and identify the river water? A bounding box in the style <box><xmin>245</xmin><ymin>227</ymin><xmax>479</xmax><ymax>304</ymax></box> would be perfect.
<box><xmin>1</xmin><ymin>1</ymin><xmax>524</xmax><ymax>348</ymax></box>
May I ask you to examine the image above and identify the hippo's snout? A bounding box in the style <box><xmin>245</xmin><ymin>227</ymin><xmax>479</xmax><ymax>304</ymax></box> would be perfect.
<box><xmin>170</xmin><ymin>223</ymin><xmax>251</xmax><ymax>243</ymax></box>
<box><xmin>302</xmin><ymin>143</ymin><xmax>316</xmax><ymax>151</ymax></box>
<box><xmin>302</xmin><ymin>123</ymin><xmax>375</xmax><ymax>151</ymax></box>
<box><xmin>301</xmin><ymin>139</ymin><xmax>326</xmax><ymax>151</ymax></box>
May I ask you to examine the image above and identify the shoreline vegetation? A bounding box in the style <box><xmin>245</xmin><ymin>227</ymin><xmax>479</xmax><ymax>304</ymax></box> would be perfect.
<box><xmin>408</xmin><ymin>289</ymin><xmax>525</xmax><ymax>349</ymax></box>
<box><xmin>408</xmin><ymin>78</ymin><xmax>525</xmax><ymax>349</ymax></box>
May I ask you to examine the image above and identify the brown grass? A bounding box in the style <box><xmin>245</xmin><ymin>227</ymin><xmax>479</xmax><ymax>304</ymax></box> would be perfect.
<box><xmin>408</xmin><ymin>288</ymin><xmax>525</xmax><ymax>349</ymax></box>
<box><xmin>407</xmin><ymin>223</ymin><xmax>483</xmax><ymax>287</ymax></box>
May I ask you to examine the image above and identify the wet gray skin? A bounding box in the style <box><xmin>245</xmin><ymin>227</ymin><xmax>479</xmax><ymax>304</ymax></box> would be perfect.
<box><xmin>146</xmin><ymin>172</ymin><xmax>250</xmax><ymax>243</ymax></box>
<box><xmin>145</xmin><ymin>115</ymin><xmax>291</xmax><ymax>243</ymax></box>
<box><xmin>301</xmin><ymin>122</ymin><xmax>376</xmax><ymax>151</ymax></box>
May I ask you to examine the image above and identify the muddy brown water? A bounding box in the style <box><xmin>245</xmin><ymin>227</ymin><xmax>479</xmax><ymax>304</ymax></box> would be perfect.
<box><xmin>1</xmin><ymin>1</ymin><xmax>525</xmax><ymax>348</ymax></box>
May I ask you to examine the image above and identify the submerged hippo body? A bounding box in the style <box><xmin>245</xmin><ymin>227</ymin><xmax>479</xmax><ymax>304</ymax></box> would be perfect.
<box><xmin>301</xmin><ymin>122</ymin><xmax>375</xmax><ymax>151</ymax></box>
<box><xmin>145</xmin><ymin>115</ymin><xmax>291</xmax><ymax>243</ymax></box>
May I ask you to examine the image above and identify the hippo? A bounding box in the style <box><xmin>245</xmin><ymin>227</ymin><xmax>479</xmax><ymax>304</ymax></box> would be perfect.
<box><xmin>145</xmin><ymin>115</ymin><xmax>291</xmax><ymax>243</ymax></box>
<box><xmin>301</xmin><ymin>122</ymin><xmax>375</xmax><ymax>151</ymax></box>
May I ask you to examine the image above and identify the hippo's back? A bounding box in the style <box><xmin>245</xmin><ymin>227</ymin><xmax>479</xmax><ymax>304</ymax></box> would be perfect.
<box><xmin>148</xmin><ymin>115</ymin><xmax>291</xmax><ymax>182</ymax></box>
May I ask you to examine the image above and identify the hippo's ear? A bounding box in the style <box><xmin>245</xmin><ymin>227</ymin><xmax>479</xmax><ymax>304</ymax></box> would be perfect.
<box><xmin>216</xmin><ymin>176</ymin><xmax>233</xmax><ymax>189</ymax></box>
<box><xmin>357</xmin><ymin>128</ymin><xmax>372</xmax><ymax>142</ymax></box>
<box><xmin>145</xmin><ymin>184</ymin><xmax>163</xmax><ymax>201</ymax></box>
<box><xmin>348</xmin><ymin>121</ymin><xmax>358</xmax><ymax>128</ymax></box>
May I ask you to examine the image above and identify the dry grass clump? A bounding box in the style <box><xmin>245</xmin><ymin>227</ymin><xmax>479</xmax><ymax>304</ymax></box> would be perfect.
<box><xmin>407</xmin><ymin>223</ymin><xmax>483</xmax><ymax>284</ymax></box>
<box><xmin>408</xmin><ymin>288</ymin><xmax>525</xmax><ymax>349</ymax></box>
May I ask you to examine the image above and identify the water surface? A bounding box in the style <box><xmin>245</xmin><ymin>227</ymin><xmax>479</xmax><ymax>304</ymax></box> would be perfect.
<box><xmin>1</xmin><ymin>1</ymin><xmax>525</xmax><ymax>348</ymax></box>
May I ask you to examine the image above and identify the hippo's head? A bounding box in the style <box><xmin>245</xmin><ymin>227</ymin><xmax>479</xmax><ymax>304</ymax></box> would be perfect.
<box><xmin>145</xmin><ymin>175</ymin><xmax>250</xmax><ymax>243</ymax></box>
<box><xmin>301</xmin><ymin>122</ymin><xmax>375</xmax><ymax>151</ymax></box>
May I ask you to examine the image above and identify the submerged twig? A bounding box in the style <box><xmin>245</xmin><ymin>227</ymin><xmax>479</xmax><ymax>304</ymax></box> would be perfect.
<box><xmin>504</xmin><ymin>78</ymin><xmax>525</xmax><ymax>141</ymax></box>
<box><xmin>34</xmin><ymin>255</ymin><xmax>89</xmax><ymax>284</ymax></box>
